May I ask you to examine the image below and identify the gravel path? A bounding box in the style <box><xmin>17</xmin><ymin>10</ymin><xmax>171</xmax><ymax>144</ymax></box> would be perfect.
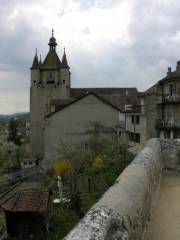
<box><xmin>144</xmin><ymin>175</ymin><xmax>180</xmax><ymax>240</ymax></box>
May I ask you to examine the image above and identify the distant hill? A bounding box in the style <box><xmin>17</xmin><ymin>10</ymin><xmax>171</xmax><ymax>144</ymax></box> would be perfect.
<box><xmin>0</xmin><ymin>112</ymin><xmax>29</xmax><ymax>119</ymax></box>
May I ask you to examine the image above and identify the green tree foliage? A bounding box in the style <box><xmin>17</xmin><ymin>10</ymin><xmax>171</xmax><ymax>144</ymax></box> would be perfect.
<box><xmin>15</xmin><ymin>113</ymin><xmax>29</xmax><ymax>127</ymax></box>
<box><xmin>92</xmin><ymin>155</ymin><xmax>103</xmax><ymax>169</ymax></box>
<box><xmin>54</xmin><ymin>139</ymin><xmax>90</xmax><ymax>193</ymax></box>
<box><xmin>53</xmin><ymin>136</ymin><xmax>133</xmax><ymax>218</ymax></box>
<box><xmin>0</xmin><ymin>118</ymin><xmax>6</xmax><ymax>131</ymax></box>
<box><xmin>7</xmin><ymin>118</ymin><xmax>21</xmax><ymax>145</ymax></box>
<box><xmin>0</xmin><ymin>142</ymin><xmax>29</xmax><ymax>172</ymax></box>
<box><xmin>54</xmin><ymin>159</ymin><xmax>72</xmax><ymax>178</ymax></box>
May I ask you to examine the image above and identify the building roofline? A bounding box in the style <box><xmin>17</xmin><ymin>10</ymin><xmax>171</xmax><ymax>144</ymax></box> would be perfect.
<box><xmin>45</xmin><ymin>92</ymin><xmax>122</xmax><ymax>118</ymax></box>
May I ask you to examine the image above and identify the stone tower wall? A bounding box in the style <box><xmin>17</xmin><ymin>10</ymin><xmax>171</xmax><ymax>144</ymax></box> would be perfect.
<box><xmin>30</xmin><ymin>66</ymin><xmax>71</xmax><ymax>158</ymax></box>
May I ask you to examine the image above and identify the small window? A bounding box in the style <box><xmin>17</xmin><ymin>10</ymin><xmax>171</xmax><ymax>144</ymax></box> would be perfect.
<box><xmin>63</xmin><ymin>79</ymin><xmax>65</xmax><ymax>83</ymax></box>
<box><xmin>169</xmin><ymin>83</ymin><xmax>173</xmax><ymax>96</ymax></box>
<box><xmin>23</xmin><ymin>162</ymin><xmax>27</xmax><ymax>165</ymax></box>
<box><xmin>136</xmin><ymin>133</ymin><xmax>140</xmax><ymax>143</ymax></box>
<box><xmin>136</xmin><ymin>116</ymin><xmax>140</xmax><ymax>124</ymax></box>
<box><xmin>129</xmin><ymin>132</ymin><xmax>134</xmax><ymax>141</ymax></box>
<box><xmin>132</xmin><ymin>116</ymin><xmax>134</xmax><ymax>124</ymax></box>
<box><xmin>119</xmin><ymin>131</ymin><xmax>121</xmax><ymax>138</ymax></box>
<box><xmin>129</xmin><ymin>132</ymin><xmax>140</xmax><ymax>143</ymax></box>
<box><xmin>34</xmin><ymin>80</ymin><xmax>37</xmax><ymax>85</ymax></box>
<box><xmin>46</xmin><ymin>80</ymin><xmax>55</xmax><ymax>84</ymax></box>
<box><xmin>84</xmin><ymin>143</ymin><xmax>89</xmax><ymax>151</ymax></box>
<box><xmin>29</xmin><ymin>162</ymin><xmax>32</xmax><ymax>165</ymax></box>
<box><xmin>95</xmin><ymin>124</ymin><xmax>100</xmax><ymax>133</ymax></box>
<box><xmin>132</xmin><ymin>116</ymin><xmax>139</xmax><ymax>124</ymax></box>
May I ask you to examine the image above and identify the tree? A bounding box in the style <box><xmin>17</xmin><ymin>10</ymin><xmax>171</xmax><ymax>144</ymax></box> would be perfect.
<box><xmin>92</xmin><ymin>155</ymin><xmax>103</xmax><ymax>169</ymax></box>
<box><xmin>53</xmin><ymin>136</ymin><xmax>133</xmax><ymax>217</ymax></box>
<box><xmin>0</xmin><ymin>142</ymin><xmax>29</xmax><ymax>172</ymax></box>
<box><xmin>7</xmin><ymin>117</ymin><xmax>21</xmax><ymax>145</ymax></box>
<box><xmin>54</xmin><ymin>159</ymin><xmax>72</xmax><ymax>179</ymax></box>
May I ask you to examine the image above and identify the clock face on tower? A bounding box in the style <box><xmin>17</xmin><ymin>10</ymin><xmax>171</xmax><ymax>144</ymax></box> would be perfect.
<box><xmin>46</xmin><ymin>72</ymin><xmax>55</xmax><ymax>83</ymax></box>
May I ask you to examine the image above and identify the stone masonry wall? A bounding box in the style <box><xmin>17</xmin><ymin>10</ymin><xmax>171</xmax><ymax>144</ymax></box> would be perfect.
<box><xmin>64</xmin><ymin>138</ymin><xmax>163</xmax><ymax>240</ymax></box>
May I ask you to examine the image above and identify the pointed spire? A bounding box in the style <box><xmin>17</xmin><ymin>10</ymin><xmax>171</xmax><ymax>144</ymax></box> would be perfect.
<box><xmin>31</xmin><ymin>49</ymin><xmax>39</xmax><ymax>69</ymax></box>
<box><xmin>39</xmin><ymin>55</ymin><xmax>42</xmax><ymax>66</ymax></box>
<box><xmin>48</xmin><ymin>28</ymin><xmax>57</xmax><ymax>51</ymax></box>
<box><xmin>62</xmin><ymin>48</ymin><xmax>69</xmax><ymax>67</ymax></box>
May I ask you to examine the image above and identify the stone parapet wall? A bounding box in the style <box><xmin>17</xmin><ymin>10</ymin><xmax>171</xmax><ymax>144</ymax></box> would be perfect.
<box><xmin>158</xmin><ymin>138</ymin><xmax>180</xmax><ymax>149</ymax></box>
<box><xmin>158</xmin><ymin>138</ymin><xmax>180</xmax><ymax>172</ymax></box>
<box><xmin>64</xmin><ymin>138</ymin><xmax>162</xmax><ymax>240</ymax></box>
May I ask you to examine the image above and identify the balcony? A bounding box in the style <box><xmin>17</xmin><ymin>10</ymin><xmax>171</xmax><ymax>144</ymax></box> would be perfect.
<box><xmin>155</xmin><ymin>118</ymin><xmax>180</xmax><ymax>129</ymax></box>
<box><xmin>157</xmin><ymin>94</ymin><xmax>180</xmax><ymax>104</ymax></box>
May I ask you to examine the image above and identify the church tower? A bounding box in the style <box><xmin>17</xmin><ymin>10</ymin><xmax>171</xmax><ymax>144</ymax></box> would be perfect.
<box><xmin>30</xmin><ymin>30</ymin><xmax>71</xmax><ymax>159</ymax></box>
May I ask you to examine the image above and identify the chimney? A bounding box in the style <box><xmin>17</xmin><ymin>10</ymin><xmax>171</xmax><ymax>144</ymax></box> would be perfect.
<box><xmin>176</xmin><ymin>61</ymin><xmax>180</xmax><ymax>74</ymax></box>
<box><xmin>167</xmin><ymin>67</ymin><xmax>171</xmax><ymax>75</ymax></box>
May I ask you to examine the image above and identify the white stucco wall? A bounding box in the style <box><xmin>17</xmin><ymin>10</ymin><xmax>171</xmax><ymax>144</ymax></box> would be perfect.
<box><xmin>44</xmin><ymin>94</ymin><xmax>123</xmax><ymax>166</ymax></box>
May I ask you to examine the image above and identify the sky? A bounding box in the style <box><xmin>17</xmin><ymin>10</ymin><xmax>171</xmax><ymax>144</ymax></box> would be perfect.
<box><xmin>1</xmin><ymin>0</ymin><xmax>180</xmax><ymax>114</ymax></box>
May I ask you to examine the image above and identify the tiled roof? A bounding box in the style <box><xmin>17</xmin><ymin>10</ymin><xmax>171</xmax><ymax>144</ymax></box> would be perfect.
<box><xmin>100</xmin><ymin>94</ymin><xmax>140</xmax><ymax>112</ymax></box>
<box><xmin>140</xmin><ymin>83</ymin><xmax>157</xmax><ymax>97</ymax></box>
<box><xmin>49</xmin><ymin>99</ymin><xmax>73</xmax><ymax>108</ymax></box>
<box><xmin>159</xmin><ymin>71</ymin><xmax>180</xmax><ymax>83</ymax></box>
<box><xmin>45</xmin><ymin>92</ymin><xmax>141</xmax><ymax>118</ymax></box>
<box><xmin>70</xmin><ymin>88</ymin><xmax>138</xmax><ymax>99</ymax></box>
<box><xmin>1</xmin><ymin>188</ymin><xmax>52</xmax><ymax>212</ymax></box>
<box><xmin>62</xmin><ymin>49</ymin><xmax>69</xmax><ymax>68</ymax></box>
<box><xmin>42</xmin><ymin>50</ymin><xmax>61</xmax><ymax>69</ymax></box>
<box><xmin>31</xmin><ymin>54</ymin><xmax>39</xmax><ymax>69</ymax></box>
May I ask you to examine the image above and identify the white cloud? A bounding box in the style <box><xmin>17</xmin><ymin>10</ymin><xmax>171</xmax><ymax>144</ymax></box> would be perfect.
<box><xmin>0</xmin><ymin>91</ymin><xmax>29</xmax><ymax>115</ymax></box>
<box><xmin>1</xmin><ymin>0</ymin><xmax>180</xmax><ymax>113</ymax></box>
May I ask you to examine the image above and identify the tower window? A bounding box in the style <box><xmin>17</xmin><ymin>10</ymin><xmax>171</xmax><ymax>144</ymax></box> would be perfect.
<box><xmin>46</xmin><ymin>80</ymin><xmax>55</xmax><ymax>84</ymax></box>
<box><xmin>46</xmin><ymin>72</ymin><xmax>55</xmax><ymax>84</ymax></box>
<box><xmin>34</xmin><ymin>80</ymin><xmax>37</xmax><ymax>85</ymax></box>
<box><xmin>63</xmin><ymin>79</ymin><xmax>65</xmax><ymax>83</ymax></box>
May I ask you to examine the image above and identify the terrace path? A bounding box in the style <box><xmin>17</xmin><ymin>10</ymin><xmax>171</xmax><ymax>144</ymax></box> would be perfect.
<box><xmin>144</xmin><ymin>174</ymin><xmax>180</xmax><ymax>240</ymax></box>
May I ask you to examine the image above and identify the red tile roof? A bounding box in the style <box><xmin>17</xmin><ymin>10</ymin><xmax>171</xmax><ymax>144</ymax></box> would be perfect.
<box><xmin>1</xmin><ymin>188</ymin><xmax>52</xmax><ymax>212</ymax></box>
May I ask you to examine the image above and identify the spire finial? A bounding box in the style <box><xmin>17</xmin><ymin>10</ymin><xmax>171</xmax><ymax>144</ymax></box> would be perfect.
<box><xmin>48</xmin><ymin>28</ymin><xmax>57</xmax><ymax>50</ymax></box>
<box><xmin>35</xmin><ymin>48</ymin><xmax>37</xmax><ymax>55</ymax></box>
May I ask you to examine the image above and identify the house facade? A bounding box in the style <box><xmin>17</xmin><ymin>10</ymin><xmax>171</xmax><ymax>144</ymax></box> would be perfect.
<box><xmin>126</xmin><ymin>61</ymin><xmax>180</xmax><ymax>145</ymax></box>
<box><xmin>44</xmin><ymin>93</ymin><xmax>126</xmax><ymax>165</ymax></box>
<box><xmin>155</xmin><ymin>62</ymin><xmax>180</xmax><ymax>139</ymax></box>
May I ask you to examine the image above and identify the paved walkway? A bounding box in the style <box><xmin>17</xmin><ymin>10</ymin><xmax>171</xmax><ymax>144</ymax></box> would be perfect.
<box><xmin>144</xmin><ymin>174</ymin><xmax>180</xmax><ymax>240</ymax></box>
